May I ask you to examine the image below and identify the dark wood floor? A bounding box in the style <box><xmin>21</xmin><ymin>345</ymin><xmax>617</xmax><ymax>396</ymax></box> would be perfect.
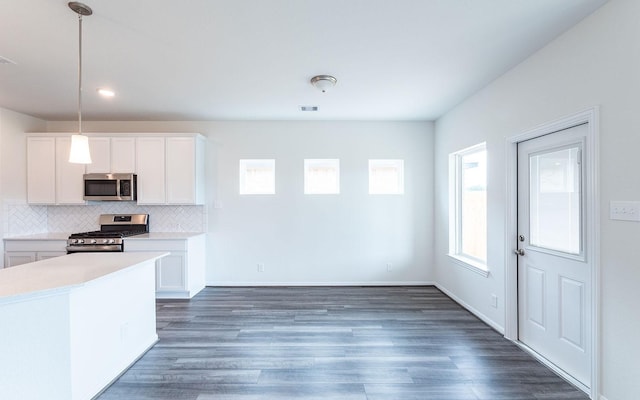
<box><xmin>97</xmin><ymin>286</ymin><xmax>588</xmax><ymax>400</ymax></box>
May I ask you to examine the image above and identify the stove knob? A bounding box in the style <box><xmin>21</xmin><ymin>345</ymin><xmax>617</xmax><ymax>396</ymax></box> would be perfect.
<box><xmin>107</xmin><ymin>239</ymin><xmax>115</xmax><ymax>244</ymax></box>
<box><xmin>90</xmin><ymin>239</ymin><xmax>97</xmax><ymax>244</ymax></box>
<box><xmin>78</xmin><ymin>239</ymin><xmax>85</xmax><ymax>244</ymax></box>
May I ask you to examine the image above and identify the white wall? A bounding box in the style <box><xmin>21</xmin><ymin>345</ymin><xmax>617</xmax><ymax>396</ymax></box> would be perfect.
<box><xmin>433</xmin><ymin>0</ymin><xmax>639</xmax><ymax>398</ymax></box>
<box><xmin>0</xmin><ymin>108</ymin><xmax>46</xmax><ymax>267</ymax></box>
<box><xmin>46</xmin><ymin>120</ymin><xmax>435</xmax><ymax>285</ymax></box>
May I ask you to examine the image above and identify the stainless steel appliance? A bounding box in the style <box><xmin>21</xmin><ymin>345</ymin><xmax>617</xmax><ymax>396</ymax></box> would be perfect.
<box><xmin>83</xmin><ymin>173</ymin><xmax>137</xmax><ymax>201</ymax></box>
<box><xmin>66</xmin><ymin>214</ymin><xmax>149</xmax><ymax>253</ymax></box>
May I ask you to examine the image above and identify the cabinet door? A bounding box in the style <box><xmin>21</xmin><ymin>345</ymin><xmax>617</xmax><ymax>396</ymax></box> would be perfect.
<box><xmin>136</xmin><ymin>137</ymin><xmax>166</xmax><ymax>204</ymax></box>
<box><xmin>36</xmin><ymin>252</ymin><xmax>66</xmax><ymax>261</ymax></box>
<box><xmin>156</xmin><ymin>253</ymin><xmax>186</xmax><ymax>292</ymax></box>
<box><xmin>111</xmin><ymin>137</ymin><xmax>136</xmax><ymax>173</ymax></box>
<box><xmin>55</xmin><ymin>137</ymin><xmax>86</xmax><ymax>204</ymax></box>
<box><xmin>27</xmin><ymin>137</ymin><xmax>56</xmax><ymax>204</ymax></box>
<box><xmin>166</xmin><ymin>137</ymin><xmax>196</xmax><ymax>204</ymax></box>
<box><xmin>86</xmin><ymin>137</ymin><xmax>110</xmax><ymax>173</ymax></box>
<box><xmin>5</xmin><ymin>252</ymin><xmax>36</xmax><ymax>267</ymax></box>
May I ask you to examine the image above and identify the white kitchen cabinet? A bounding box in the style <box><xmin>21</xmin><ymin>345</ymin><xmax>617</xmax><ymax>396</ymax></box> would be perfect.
<box><xmin>125</xmin><ymin>234</ymin><xmax>205</xmax><ymax>299</ymax></box>
<box><xmin>136</xmin><ymin>136</ymin><xmax>166</xmax><ymax>204</ymax></box>
<box><xmin>111</xmin><ymin>137</ymin><xmax>136</xmax><ymax>172</ymax></box>
<box><xmin>156</xmin><ymin>253</ymin><xmax>187</xmax><ymax>292</ymax></box>
<box><xmin>4</xmin><ymin>238</ymin><xmax>67</xmax><ymax>268</ymax></box>
<box><xmin>4</xmin><ymin>252</ymin><xmax>37</xmax><ymax>268</ymax></box>
<box><xmin>55</xmin><ymin>137</ymin><xmax>86</xmax><ymax>204</ymax></box>
<box><xmin>86</xmin><ymin>137</ymin><xmax>110</xmax><ymax>173</ymax></box>
<box><xmin>27</xmin><ymin>136</ymin><xmax>85</xmax><ymax>205</ymax></box>
<box><xmin>136</xmin><ymin>134</ymin><xmax>205</xmax><ymax>205</ymax></box>
<box><xmin>166</xmin><ymin>136</ymin><xmax>205</xmax><ymax>204</ymax></box>
<box><xmin>86</xmin><ymin>137</ymin><xmax>136</xmax><ymax>174</ymax></box>
<box><xmin>27</xmin><ymin>137</ymin><xmax>56</xmax><ymax>204</ymax></box>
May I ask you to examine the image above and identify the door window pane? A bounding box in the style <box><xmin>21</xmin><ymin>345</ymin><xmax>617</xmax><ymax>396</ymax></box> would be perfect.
<box><xmin>529</xmin><ymin>146</ymin><xmax>581</xmax><ymax>254</ymax></box>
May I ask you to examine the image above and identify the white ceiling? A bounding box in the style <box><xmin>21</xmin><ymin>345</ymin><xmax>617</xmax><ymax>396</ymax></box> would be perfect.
<box><xmin>0</xmin><ymin>0</ymin><xmax>607</xmax><ymax>122</ymax></box>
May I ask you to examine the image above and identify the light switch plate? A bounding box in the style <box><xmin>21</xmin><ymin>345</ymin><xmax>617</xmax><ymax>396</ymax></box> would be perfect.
<box><xmin>610</xmin><ymin>201</ymin><xmax>640</xmax><ymax>221</ymax></box>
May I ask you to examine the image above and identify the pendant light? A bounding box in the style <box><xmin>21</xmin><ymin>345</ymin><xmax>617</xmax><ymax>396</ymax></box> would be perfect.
<box><xmin>68</xmin><ymin>1</ymin><xmax>92</xmax><ymax>164</ymax></box>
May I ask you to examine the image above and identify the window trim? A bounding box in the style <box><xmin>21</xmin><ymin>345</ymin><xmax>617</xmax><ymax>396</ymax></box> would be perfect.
<box><xmin>448</xmin><ymin>142</ymin><xmax>488</xmax><ymax>275</ymax></box>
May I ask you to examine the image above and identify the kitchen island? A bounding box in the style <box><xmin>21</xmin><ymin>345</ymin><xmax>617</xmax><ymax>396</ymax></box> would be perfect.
<box><xmin>0</xmin><ymin>252</ymin><xmax>168</xmax><ymax>400</ymax></box>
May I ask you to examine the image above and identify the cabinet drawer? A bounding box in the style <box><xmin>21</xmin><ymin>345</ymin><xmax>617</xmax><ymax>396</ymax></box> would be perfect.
<box><xmin>4</xmin><ymin>240</ymin><xmax>67</xmax><ymax>252</ymax></box>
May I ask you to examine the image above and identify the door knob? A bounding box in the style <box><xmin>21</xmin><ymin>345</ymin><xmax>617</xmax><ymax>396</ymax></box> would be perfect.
<box><xmin>514</xmin><ymin>249</ymin><xmax>525</xmax><ymax>256</ymax></box>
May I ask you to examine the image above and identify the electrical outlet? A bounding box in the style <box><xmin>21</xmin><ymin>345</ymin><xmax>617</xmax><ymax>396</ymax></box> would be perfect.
<box><xmin>490</xmin><ymin>294</ymin><xmax>498</xmax><ymax>308</ymax></box>
<box><xmin>386</xmin><ymin>263</ymin><xmax>393</xmax><ymax>271</ymax></box>
<box><xmin>610</xmin><ymin>201</ymin><xmax>640</xmax><ymax>221</ymax></box>
<box><xmin>257</xmin><ymin>263</ymin><xmax>265</xmax><ymax>272</ymax></box>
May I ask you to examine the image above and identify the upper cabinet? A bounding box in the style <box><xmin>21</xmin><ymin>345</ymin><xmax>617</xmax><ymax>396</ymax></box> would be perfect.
<box><xmin>136</xmin><ymin>137</ymin><xmax>166</xmax><ymax>204</ymax></box>
<box><xmin>86</xmin><ymin>137</ymin><xmax>136</xmax><ymax>174</ymax></box>
<box><xmin>27</xmin><ymin>137</ymin><xmax>56</xmax><ymax>204</ymax></box>
<box><xmin>136</xmin><ymin>134</ymin><xmax>205</xmax><ymax>205</ymax></box>
<box><xmin>166</xmin><ymin>136</ymin><xmax>206</xmax><ymax>205</ymax></box>
<box><xmin>27</xmin><ymin>133</ymin><xmax>205</xmax><ymax>206</ymax></box>
<box><xmin>27</xmin><ymin>136</ymin><xmax>85</xmax><ymax>205</ymax></box>
<box><xmin>55</xmin><ymin>137</ymin><xmax>86</xmax><ymax>204</ymax></box>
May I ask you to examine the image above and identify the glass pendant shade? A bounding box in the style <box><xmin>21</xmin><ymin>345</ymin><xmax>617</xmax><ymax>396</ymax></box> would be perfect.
<box><xmin>69</xmin><ymin>134</ymin><xmax>92</xmax><ymax>164</ymax></box>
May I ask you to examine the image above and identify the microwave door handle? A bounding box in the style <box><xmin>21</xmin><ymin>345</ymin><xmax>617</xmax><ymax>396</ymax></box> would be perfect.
<box><xmin>116</xmin><ymin>180</ymin><xmax>121</xmax><ymax>198</ymax></box>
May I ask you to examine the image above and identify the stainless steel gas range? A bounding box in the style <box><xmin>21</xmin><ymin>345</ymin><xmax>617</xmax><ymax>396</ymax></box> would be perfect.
<box><xmin>66</xmin><ymin>214</ymin><xmax>149</xmax><ymax>253</ymax></box>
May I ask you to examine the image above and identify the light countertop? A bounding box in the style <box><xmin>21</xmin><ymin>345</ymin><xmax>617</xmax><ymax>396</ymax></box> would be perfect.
<box><xmin>4</xmin><ymin>232</ymin><xmax>205</xmax><ymax>241</ymax></box>
<box><xmin>0</xmin><ymin>252</ymin><xmax>168</xmax><ymax>301</ymax></box>
<box><xmin>126</xmin><ymin>232</ymin><xmax>205</xmax><ymax>240</ymax></box>
<box><xmin>3</xmin><ymin>233</ymin><xmax>70</xmax><ymax>241</ymax></box>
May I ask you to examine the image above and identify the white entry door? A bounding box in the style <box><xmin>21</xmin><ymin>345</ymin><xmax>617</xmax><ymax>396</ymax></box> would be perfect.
<box><xmin>517</xmin><ymin>123</ymin><xmax>591</xmax><ymax>389</ymax></box>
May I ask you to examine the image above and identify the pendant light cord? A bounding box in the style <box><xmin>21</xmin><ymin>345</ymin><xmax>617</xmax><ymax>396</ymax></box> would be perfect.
<box><xmin>77</xmin><ymin>12</ymin><xmax>83</xmax><ymax>136</ymax></box>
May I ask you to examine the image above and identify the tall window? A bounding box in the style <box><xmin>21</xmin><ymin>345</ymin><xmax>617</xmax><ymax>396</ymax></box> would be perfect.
<box><xmin>304</xmin><ymin>159</ymin><xmax>340</xmax><ymax>194</ymax></box>
<box><xmin>369</xmin><ymin>159</ymin><xmax>404</xmax><ymax>194</ymax></box>
<box><xmin>239</xmin><ymin>159</ymin><xmax>275</xmax><ymax>194</ymax></box>
<box><xmin>449</xmin><ymin>143</ymin><xmax>487</xmax><ymax>267</ymax></box>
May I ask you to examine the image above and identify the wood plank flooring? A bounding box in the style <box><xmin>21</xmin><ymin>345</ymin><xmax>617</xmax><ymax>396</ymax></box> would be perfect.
<box><xmin>97</xmin><ymin>286</ymin><xmax>588</xmax><ymax>400</ymax></box>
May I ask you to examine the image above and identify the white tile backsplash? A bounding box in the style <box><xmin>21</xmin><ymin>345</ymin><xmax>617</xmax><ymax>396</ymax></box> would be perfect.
<box><xmin>4</xmin><ymin>203</ymin><xmax>48</xmax><ymax>236</ymax></box>
<box><xmin>5</xmin><ymin>203</ymin><xmax>206</xmax><ymax>235</ymax></box>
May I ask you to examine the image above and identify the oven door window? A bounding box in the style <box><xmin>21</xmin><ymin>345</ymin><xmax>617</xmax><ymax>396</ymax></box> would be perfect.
<box><xmin>85</xmin><ymin>179</ymin><xmax>118</xmax><ymax>197</ymax></box>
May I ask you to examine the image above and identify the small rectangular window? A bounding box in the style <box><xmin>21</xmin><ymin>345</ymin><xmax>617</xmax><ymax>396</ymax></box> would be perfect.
<box><xmin>304</xmin><ymin>159</ymin><xmax>340</xmax><ymax>194</ymax></box>
<box><xmin>239</xmin><ymin>159</ymin><xmax>275</xmax><ymax>195</ymax></box>
<box><xmin>369</xmin><ymin>159</ymin><xmax>404</xmax><ymax>194</ymax></box>
<box><xmin>449</xmin><ymin>143</ymin><xmax>487</xmax><ymax>268</ymax></box>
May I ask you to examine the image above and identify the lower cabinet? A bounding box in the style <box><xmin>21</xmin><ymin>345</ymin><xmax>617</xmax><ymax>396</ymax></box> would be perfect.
<box><xmin>5</xmin><ymin>252</ymin><xmax>36</xmax><ymax>267</ymax></box>
<box><xmin>4</xmin><ymin>240</ymin><xmax>67</xmax><ymax>268</ymax></box>
<box><xmin>125</xmin><ymin>234</ymin><xmax>206</xmax><ymax>299</ymax></box>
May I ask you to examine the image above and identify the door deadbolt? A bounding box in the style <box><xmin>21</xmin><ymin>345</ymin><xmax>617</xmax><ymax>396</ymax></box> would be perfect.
<box><xmin>519</xmin><ymin>235</ymin><xmax>525</xmax><ymax>242</ymax></box>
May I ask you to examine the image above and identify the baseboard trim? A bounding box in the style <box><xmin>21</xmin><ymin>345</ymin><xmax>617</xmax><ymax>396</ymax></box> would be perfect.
<box><xmin>435</xmin><ymin>282</ymin><xmax>505</xmax><ymax>334</ymax></box>
<box><xmin>205</xmin><ymin>281</ymin><xmax>436</xmax><ymax>287</ymax></box>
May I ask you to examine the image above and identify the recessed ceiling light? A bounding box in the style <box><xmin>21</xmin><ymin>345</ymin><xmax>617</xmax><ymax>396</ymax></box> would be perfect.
<box><xmin>97</xmin><ymin>88</ymin><xmax>115</xmax><ymax>97</ymax></box>
<box><xmin>300</xmin><ymin>106</ymin><xmax>319</xmax><ymax>111</ymax></box>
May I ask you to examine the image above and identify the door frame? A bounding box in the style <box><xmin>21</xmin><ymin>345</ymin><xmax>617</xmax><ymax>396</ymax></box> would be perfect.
<box><xmin>504</xmin><ymin>107</ymin><xmax>600</xmax><ymax>398</ymax></box>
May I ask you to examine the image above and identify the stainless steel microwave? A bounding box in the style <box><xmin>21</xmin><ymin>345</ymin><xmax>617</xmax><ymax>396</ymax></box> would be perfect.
<box><xmin>83</xmin><ymin>173</ymin><xmax>137</xmax><ymax>201</ymax></box>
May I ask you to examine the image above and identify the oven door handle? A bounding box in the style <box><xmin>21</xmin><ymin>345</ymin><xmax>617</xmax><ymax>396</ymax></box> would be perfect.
<box><xmin>66</xmin><ymin>245</ymin><xmax>122</xmax><ymax>253</ymax></box>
